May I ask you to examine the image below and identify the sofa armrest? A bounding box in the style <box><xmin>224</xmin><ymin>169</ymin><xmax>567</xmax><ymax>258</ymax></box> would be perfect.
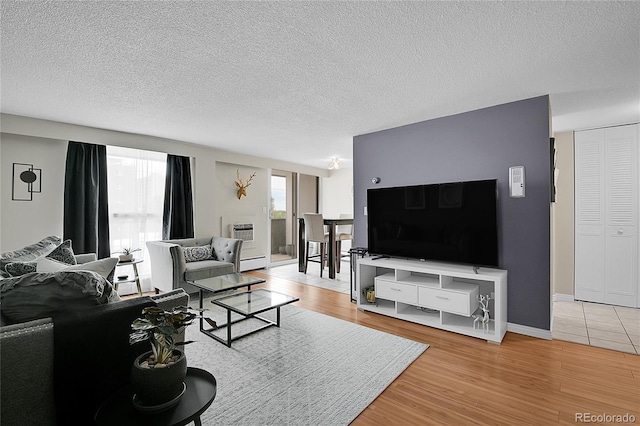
<box><xmin>150</xmin><ymin>288</ymin><xmax>189</xmax><ymax>310</ymax></box>
<box><xmin>53</xmin><ymin>296</ymin><xmax>157</xmax><ymax>424</ymax></box>
<box><xmin>212</xmin><ymin>237</ymin><xmax>243</xmax><ymax>272</ymax></box>
<box><xmin>1</xmin><ymin>318</ymin><xmax>56</xmax><ymax>426</ymax></box>
<box><xmin>150</xmin><ymin>288</ymin><xmax>190</xmax><ymax>343</ymax></box>
<box><xmin>146</xmin><ymin>241</ymin><xmax>187</xmax><ymax>293</ymax></box>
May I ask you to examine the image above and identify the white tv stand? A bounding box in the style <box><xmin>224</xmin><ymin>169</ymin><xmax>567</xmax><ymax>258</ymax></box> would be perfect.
<box><xmin>357</xmin><ymin>257</ymin><xmax>507</xmax><ymax>343</ymax></box>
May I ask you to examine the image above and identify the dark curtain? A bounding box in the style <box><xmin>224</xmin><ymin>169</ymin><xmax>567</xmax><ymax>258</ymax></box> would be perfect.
<box><xmin>163</xmin><ymin>154</ymin><xmax>194</xmax><ymax>239</ymax></box>
<box><xmin>63</xmin><ymin>141</ymin><xmax>111</xmax><ymax>258</ymax></box>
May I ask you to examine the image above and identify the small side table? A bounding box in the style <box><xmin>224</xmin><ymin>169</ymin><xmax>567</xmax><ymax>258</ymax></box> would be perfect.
<box><xmin>115</xmin><ymin>258</ymin><xmax>144</xmax><ymax>296</ymax></box>
<box><xmin>94</xmin><ymin>367</ymin><xmax>217</xmax><ymax>426</ymax></box>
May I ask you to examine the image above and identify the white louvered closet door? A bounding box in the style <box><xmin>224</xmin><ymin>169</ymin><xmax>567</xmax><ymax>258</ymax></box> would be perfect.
<box><xmin>575</xmin><ymin>129</ymin><xmax>606</xmax><ymax>303</ymax></box>
<box><xmin>575</xmin><ymin>124</ymin><xmax>638</xmax><ymax>307</ymax></box>
<box><xmin>604</xmin><ymin>125</ymin><xmax>638</xmax><ymax>307</ymax></box>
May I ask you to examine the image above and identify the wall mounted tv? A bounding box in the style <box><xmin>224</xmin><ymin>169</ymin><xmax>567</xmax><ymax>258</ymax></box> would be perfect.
<box><xmin>367</xmin><ymin>179</ymin><xmax>499</xmax><ymax>268</ymax></box>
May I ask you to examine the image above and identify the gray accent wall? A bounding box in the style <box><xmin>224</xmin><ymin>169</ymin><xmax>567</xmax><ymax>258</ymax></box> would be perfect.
<box><xmin>353</xmin><ymin>96</ymin><xmax>551</xmax><ymax>330</ymax></box>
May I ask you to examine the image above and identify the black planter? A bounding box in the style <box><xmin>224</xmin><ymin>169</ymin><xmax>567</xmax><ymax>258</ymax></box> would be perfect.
<box><xmin>131</xmin><ymin>349</ymin><xmax>187</xmax><ymax>407</ymax></box>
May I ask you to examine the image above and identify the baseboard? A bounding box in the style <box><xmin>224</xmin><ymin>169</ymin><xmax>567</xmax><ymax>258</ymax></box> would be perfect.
<box><xmin>553</xmin><ymin>293</ymin><xmax>575</xmax><ymax>302</ymax></box>
<box><xmin>507</xmin><ymin>322</ymin><xmax>552</xmax><ymax>340</ymax></box>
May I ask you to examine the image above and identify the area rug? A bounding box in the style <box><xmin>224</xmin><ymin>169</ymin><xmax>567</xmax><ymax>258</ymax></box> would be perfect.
<box><xmin>183</xmin><ymin>304</ymin><xmax>428</xmax><ymax>425</ymax></box>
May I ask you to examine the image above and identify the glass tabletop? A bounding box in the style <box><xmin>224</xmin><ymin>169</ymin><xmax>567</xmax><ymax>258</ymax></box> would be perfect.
<box><xmin>187</xmin><ymin>273</ymin><xmax>266</xmax><ymax>293</ymax></box>
<box><xmin>212</xmin><ymin>289</ymin><xmax>298</xmax><ymax>315</ymax></box>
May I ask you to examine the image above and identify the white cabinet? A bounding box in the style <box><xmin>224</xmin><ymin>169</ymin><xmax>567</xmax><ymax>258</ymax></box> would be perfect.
<box><xmin>357</xmin><ymin>257</ymin><xmax>508</xmax><ymax>343</ymax></box>
<box><xmin>418</xmin><ymin>284</ymin><xmax>479</xmax><ymax>317</ymax></box>
<box><xmin>575</xmin><ymin>124</ymin><xmax>638</xmax><ymax>307</ymax></box>
<box><xmin>375</xmin><ymin>276</ymin><xmax>418</xmax><ymax>304</ymax></box>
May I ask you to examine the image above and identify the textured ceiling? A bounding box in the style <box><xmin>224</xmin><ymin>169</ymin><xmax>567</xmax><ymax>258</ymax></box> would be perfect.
<box><xmin>1</xmin><ymin>1</ymin><xmax>639</xmax><ymax>169</ymax></box>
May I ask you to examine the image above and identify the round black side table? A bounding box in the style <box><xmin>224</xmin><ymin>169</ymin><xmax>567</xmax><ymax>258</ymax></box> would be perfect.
<box><xmin>95</xmin><ymin>367</ymin><xmax>217</xmax><ymax>426</ymax></box>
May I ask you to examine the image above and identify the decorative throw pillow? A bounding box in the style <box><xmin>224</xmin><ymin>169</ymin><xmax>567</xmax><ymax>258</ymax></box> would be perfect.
<box><xmin>65</xmin><ymin>257</ymin><xmax>119</xmax><ymax>284</ymax></box>
<box><xmin>45</xmin><ymin>240</ymin><xmax>77</xmax><ymax>265</ymax></box>
<box><xmin>5</xmin><ymin>257</ymin><xmax>119</xmax><ymax>284</ymax></box>
<box><xmin>5</xmin><ymin>258</ymin><xmax>72</xmax><ymax>277</ymax></box>
<box><xmin>0</xmin><ymin>270</ymin><xmax>120</xmax><ymax>323</ymax></box>
<box><xmin>183</xmin><ymin>245</ymin><xmax>214</xmax><ymax>263</ymax></box>
<box><xmin>36</xmin><ymin>257</ymin><xmax>70</xmax><ymax>273</ymax></box>
<box><xmin>0</xmin><ymin>236</ymin><xmax>62</xmax><ymax>272</ymax></box>
<box><xmin>5</xmin><ymin>262</ymin><xmax>37</xmax><ymax>277</ymax></box>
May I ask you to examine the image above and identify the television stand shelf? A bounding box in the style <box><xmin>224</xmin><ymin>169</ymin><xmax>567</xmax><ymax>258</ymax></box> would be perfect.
<box><xmin>357</xmin><ymin>257</ymin><xmax>507</xmax><ymax>343</ymax></box>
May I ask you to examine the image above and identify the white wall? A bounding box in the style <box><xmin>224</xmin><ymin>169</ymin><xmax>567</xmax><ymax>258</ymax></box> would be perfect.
<box><xmin>215</xmin><ymin>161</ymin><xmax>268</xmax><ymax>261</ymax></box>
<box><xmin>552</xmin><ymin>131</ymin><xmax>575</xmax><ymax>297</ymax></box>
<box><xmin>320</xmin><ymin>167</ymin><xmax>353</xmax><ymax>218</ymax></box>
<box><xmin>321</xmin><ymin>167</ymin><xmax>354</xmax><ymax>251</ymax></box>
<box><xmin>0</xmin><ymin>114</ymin><xmax>328</xmax><ymax>252</ymax></box>
<box><xmin>1</xmin><ymin>134</ymin><xmax>67</xmax><ymax>250</ymax></box>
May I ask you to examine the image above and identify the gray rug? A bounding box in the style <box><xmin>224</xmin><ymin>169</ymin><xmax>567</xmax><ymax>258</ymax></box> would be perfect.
<box><xmin>183</xmin><ymin>304</ymin><xmax>428</xmax><ymax>425</ymax></box>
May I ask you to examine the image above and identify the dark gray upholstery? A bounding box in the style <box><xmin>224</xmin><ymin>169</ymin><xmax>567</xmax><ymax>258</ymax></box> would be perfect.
<box><xmin>0</xmin><ymin>318</ymin><xmax>56</xmax><ymax>426</ymax></box>
<box><xmin>185</xmin><ymin>259</ymin><xmax>234</xmax><ymax>281</ymax></box>
<box><xmin>0</xmin><ymin>288</ymin><xmax>189</xmax><ymax>425</ymax></box>
<box><xmin>53</xmin><ymin>296</ymin><xmax>157</xmax><ymax>423</ymax></box>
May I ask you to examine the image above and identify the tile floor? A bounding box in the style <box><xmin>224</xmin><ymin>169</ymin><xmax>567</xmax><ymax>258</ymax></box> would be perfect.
<box><xmin>553</xmin><ymin>300</ymin><xmax>640</xmax><ymax>354</ymax></box>
<box><xmin>262</xmin><ymin>261</ymin><xmax>352</xmax><ymax>295</ymax></box>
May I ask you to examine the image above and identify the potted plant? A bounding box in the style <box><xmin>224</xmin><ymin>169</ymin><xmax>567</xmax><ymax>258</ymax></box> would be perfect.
<box><xmin>129</xmin><ymin>306</ymin><xmax>217</xmax><ymax>408</ymax></box>
<box><xmin>114</xmin><ymin>247</ymin><xmax>141</xmax><ymax>262</ymax></box>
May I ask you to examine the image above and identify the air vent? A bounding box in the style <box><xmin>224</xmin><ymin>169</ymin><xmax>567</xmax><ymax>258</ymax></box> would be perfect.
<box><xmin>230</xmin><ymin>223</ymin><xmax>254</xmax><ymax>241</ymax></box>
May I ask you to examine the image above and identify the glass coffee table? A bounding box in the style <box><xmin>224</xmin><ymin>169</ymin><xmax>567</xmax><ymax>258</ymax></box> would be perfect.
<box><xmin>188</xmin><ymin>272</ymin><xmax>266</xmax><ymax>297</ymax></box>
<box><xmin>188</xmin><ymin>273</ymin><xmax>268</xmax><ymax>341</ymax></box>
<box><xmin>188</xmin><ymin>272</ymin><xmax>266</xmax><ymax>309</ymax></box>
<box><xmin>207</xmin><ymin>289</ymin><xmax>299</xmax><ymax>347</ymax></box>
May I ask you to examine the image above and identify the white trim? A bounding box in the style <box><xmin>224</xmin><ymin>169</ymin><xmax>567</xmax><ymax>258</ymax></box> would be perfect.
<box><xmin>553</xmin><ymin>293</ymin><xmax>575</xmax><ymax>302</ymax></box>
<box><xmin>240</xmin><ymin>256</ymin><xmax>267</xmax><ymax>271</ymax></box>
<box><xmin>507</xmin><ymin>322</ymin><xmax>552</xmax><ymax>340</ymax></box>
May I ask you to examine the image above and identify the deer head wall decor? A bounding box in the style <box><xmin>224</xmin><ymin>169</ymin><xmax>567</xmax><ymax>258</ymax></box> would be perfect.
<box><xmin>235</xmin><ymin>170</ymin><xmax>256</xmax><ymax>199</ymax></box>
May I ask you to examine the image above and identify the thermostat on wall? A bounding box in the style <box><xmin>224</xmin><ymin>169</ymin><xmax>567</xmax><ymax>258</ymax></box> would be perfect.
<box><xmin>509</xmin><ymin>166</ymin><xmax>525</xmax><ymax>198</ymax></box>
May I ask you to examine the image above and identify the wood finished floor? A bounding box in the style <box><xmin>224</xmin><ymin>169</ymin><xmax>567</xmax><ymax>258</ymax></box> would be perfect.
<box><xmin>243</xmin><ymin>271</ymin><xmax>639</xmax><ymax>426</ymax></box>
<box><xmin>136</xmin><ymin>273</ymin><xmax>639</xmax><ymax>425</ymax></box>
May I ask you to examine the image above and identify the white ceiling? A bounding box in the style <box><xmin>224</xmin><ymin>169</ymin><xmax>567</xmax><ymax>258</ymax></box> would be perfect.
<box><xmin>1</xmin><ymin>1</ymin><xmax>639</xmax><ymax>169</ymax></box>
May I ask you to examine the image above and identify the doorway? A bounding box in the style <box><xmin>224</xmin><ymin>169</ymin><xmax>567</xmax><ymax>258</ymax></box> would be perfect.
<box><xmin>270</xmin><ymin>171</ymin><xmax>296</xmax><ymax>264</ymax></box>
<box><xmin>269</xmin><ymin>170</ymin><xmax>319</xmax><ymax>266</ymax></box>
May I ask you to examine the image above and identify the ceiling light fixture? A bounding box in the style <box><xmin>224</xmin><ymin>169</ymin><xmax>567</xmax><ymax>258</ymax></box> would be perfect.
<box><xmin>328</xmin><ymin>157</ymin><xmax>340</xmax><ymax>170</ymax></box>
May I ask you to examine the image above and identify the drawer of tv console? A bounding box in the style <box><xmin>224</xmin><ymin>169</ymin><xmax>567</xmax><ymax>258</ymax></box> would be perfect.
<box><xmin>418</xmin><ymin>286</ymin><xmax>479</xmax><ymax>317</ymax></box>
<box><xmin>374</xmin><ymin>279</ymin><xmax>418</xmax><ymax>304</ymax></box>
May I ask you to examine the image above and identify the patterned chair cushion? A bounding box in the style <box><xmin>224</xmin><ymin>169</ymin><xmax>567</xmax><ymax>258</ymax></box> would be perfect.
<box><xmin>183</xmin><ymin>245</ymin><xmax>214</xmax><ymax>263</ymax></box>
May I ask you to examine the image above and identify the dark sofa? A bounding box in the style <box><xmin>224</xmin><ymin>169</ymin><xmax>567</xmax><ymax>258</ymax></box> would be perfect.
<box><xmin>0</xmin><ymin>289</ymin><xmax>189</xmax><ymax>425</ymax></box>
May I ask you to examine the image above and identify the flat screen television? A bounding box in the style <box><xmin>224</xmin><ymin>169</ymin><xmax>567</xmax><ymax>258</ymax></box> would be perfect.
<box><xmin>367</xmin><ymin>179</ymin><xmax>499</xmax><ymax>267</ymax></box>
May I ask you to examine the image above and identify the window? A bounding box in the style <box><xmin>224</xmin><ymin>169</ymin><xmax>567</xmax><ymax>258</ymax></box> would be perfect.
<box><xmin>107</xmin><ymin>146</ymin><xmax>166</xmax><ymax>294</ymax></box>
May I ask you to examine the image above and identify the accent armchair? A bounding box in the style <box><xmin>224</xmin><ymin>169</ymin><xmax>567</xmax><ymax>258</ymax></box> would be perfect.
<box><xmin>146</xmin><ymin>236</ymin><xmax>243</xmax><ymax>294</ymax></box>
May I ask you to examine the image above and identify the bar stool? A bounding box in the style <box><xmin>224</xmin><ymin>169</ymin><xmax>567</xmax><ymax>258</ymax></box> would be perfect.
<box><xmin>335</xmin><ymin>214</ymin><xmax>353</xmax><ymax>273</ymax></box>
<box><xmin>303</xmin><ymin>213</ymin><xmax>330</xmax><ymax>277</ymax></box>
